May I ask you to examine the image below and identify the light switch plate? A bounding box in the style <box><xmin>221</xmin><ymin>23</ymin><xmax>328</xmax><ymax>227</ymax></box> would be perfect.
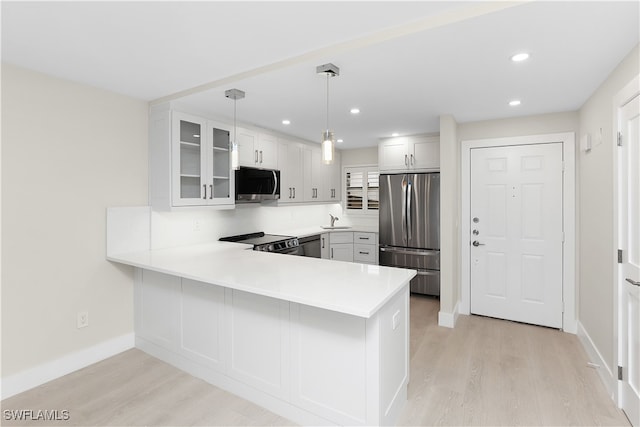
<box><xmin>392</xmin><ymin>310</ymin><xmax>400</xmax><ymax>330</ymax></box>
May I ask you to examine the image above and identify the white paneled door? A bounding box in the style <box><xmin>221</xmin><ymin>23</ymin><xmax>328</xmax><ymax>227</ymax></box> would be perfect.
<box><xmin>618</xmin><ymin>94</ymin><xmax>640</xmax><ymax>427</ymax></box>
<box><xmin>470</xmin><ymin>143</ymin><xmax>563</xmax><ymax>328</ymax></box>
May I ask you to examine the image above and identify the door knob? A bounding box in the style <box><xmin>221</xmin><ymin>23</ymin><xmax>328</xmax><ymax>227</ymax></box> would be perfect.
<box><xmin>473</xmin><ymin>217</ymin><xmax>479</xmax><ymax>223</ymax></box>
<box><xmin>472</xmin><ymin>240</ymin><xmax>485</xmax><ymax>247</ymax></box>
<box><xmin>472</xmin><ymin>230</ymin><xmax>479</xmax><ymax>235</ymax></box>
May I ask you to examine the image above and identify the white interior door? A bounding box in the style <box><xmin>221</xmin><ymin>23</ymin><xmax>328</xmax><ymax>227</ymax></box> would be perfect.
<box><xmin>618</xmin><ymin>94</ymin><xmax>640</xmax><ymax>427</ymax></box>
<box><xmin>470</xmin><ymin>143</ymin><xmax>563</xmax><ymax>328</ymax></box>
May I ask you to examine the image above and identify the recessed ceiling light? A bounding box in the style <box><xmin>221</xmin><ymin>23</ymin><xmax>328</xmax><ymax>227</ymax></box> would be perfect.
<box><xmin>509</xmin><ymin>100</ymin><xmax>521</xmax><ymax>106</ymax></box>
<box><xmin>392</xmin><ymin>132</ymin><xmax>399</xmax><ymax>137</ymax></box>
<box><xmin>511</xmin><ymin>52</ymin><xmax>530</xmax><ymax>62</ymax></box>
<box><xmin>337</xmin><ymin>139</ymin><xmax>344</xmax><ymax>143</ymax></box>
<box><xmin>350</xmin><ymin>108</ymin><xmax>360</xmax><ymax>114</ymax></box>
<box><xmin>282</xmin><ymin>119</ymin><xmax>291</xmax><ymax>125</ymax></box>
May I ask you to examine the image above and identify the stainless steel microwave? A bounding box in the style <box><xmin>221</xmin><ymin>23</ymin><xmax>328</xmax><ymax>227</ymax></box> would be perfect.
<box><xmin>235</xmin><ymin>167</ymin><xmax>280</xmax><ymax>203</ymax></box>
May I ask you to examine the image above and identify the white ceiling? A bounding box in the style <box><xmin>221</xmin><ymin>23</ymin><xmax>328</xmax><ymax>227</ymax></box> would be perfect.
<box><xmin>3</xmin><ymin>1</ymin><xmax>639</xmax><ymax>148</ymax></box>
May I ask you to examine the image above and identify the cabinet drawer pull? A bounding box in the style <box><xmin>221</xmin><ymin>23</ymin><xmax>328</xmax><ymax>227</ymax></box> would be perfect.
<box><xmin>255</xmin><ymin>150</ymin><xmax>258</xmax><ymax>163</ymax></box>
<box><xmin>202</xmin><ymin>184</ymin><xmax>207</xmax><ymax>199</ymax></box>
<box><xmin>209</xmin><ymin>184</ymin><xmax>213</xmax><ymax>199</ymax></box>
<box><xmin>321</xmin><ymin>237</ymin><xmax>325</xmax><ymax>249</ymax></box>
<box><xmin>293</xmin><ymin>188</ymin><xmax>296</xmax><ymax>199</ymax></box>
<box><xmin>405</xmin><ymin>154</ymin><xmax>408</xmax><ymax>166</ymax></box>
<box><xmin>410</xmin><ymin>154</ymin><xmax>414</xmax><ymax>165</ymax></box>
<box><xmin>331</xmin><ymin>248</ymin><xmax>334</xmax><ymax>259</ymax></box>
<box><xmin>358</xmin><ymin>237</ymin><xmax>370</xmax><ymax>240</ymax></box>
<box><xmin>359</xmin><ymin>251</ymin><xmax>369</xmax><ymax>255</ymax></box>
<box><xmin>260</xmin><ymin>150</ymin><xmax>263</xmax><ymax>164</ymax></box>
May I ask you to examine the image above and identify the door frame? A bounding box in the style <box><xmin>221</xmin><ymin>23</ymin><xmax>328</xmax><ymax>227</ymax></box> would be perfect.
<box><xmin>460</xmin><ymin>132</ymin><xmax>576</xmax><ymax>333</ymax></box>
<box><xmin>613</xmin><ymin>74</ymin><xmax>640</xmax><ymax>407</ymax></box>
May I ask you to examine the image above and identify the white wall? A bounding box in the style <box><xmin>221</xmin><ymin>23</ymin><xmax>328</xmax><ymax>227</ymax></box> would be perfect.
<box><xmin>438</xmin><ymin>115</ymin><xmax>459</xmax><ymax>325</ymax></box>
<box><xmin>150</xmin><ymin>204</ymin><xmax>344</xmax><ymax>249</ymax></box>
<box><xmin>578</xmin><ymin>44</ymin><xmax>639</xmax><ymax>373</ymax></box>
<box><xmin>458</xmin><ymin>111</ymin><xmax>579</xmax><ymax>141</ymax></box>
<box><xmin>1</xmin><ymin>64</ymin><xmax>148</xmax><ymax>377</ymax></box>
<box><xmin>341</xmin><ymin>147</ymin><xmax>378</xmax><ymax>166</ymax></box>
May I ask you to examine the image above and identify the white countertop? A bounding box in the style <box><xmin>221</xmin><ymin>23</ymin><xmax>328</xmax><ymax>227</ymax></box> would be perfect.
<box><xmin>108</xmin><ymin>242</ymin><xmax>414</xmax><ymax>318</ymax></box>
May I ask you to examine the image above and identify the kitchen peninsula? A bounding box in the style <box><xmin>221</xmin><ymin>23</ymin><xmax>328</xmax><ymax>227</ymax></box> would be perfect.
<box><xmin>108</xmin><ymin>239</ymin><xmax>415</xmax><ymax>426</ymax></box>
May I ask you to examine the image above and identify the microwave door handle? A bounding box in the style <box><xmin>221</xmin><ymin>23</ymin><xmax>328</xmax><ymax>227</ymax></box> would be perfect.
<box><xmin>272</xmin><ymin>170</ymin><xmax>278</xmax><ymax>196</ymax></box>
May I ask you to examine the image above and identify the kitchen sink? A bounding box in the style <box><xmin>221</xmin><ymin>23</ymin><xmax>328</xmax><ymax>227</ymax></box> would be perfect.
<box><xmin>320</xmin><ymin>226</ymin><xmax>352</xmax><ymax>229</ymax></box>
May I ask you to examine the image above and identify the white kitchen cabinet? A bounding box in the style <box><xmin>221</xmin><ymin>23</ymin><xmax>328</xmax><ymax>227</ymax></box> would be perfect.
<box><xmin>277</xmin><ymin>139</ymin><xmax>304</xmax><ymax>203</ymax></box>
<box><xmin>320</xmin><ymin>233</ymin><xmax>330</xmax><ymax>259</ymax></box>
<box><xmin>149</xmin><ymin>106</ymin><xmax>235</xmax><ymax>210</ymax></box>
<box><xmin>353</xmin><ymin>232</ymin><xmax>378</xmax><ymax>265</ymax></box>
<box><xmin>238</xmin><ymin>128</ymin><xmax>278</xmax><ymax>169</ymax></box>
<box><xmin>329</xmin><ymin>232</ymin><xmax>354</xmax><ymax>262</ymax></box>
<box><xmin>378</xmin><ymin>135</ymin><xmax>439</xmax><ymax>172</ymax></box>
<box><xmin>327</xmin><ymin>232</ymin><xmax>378</xmax><ymax>265</ymax></box>
<box><xmin>322</xmin><ymin>151</ymin><xmax>342</xmax><ymax>202</ymax></box>
<box><xmin>303</xmin><ymin>145</ymin><xmax>323</xmax><ymax>202</ymax></box>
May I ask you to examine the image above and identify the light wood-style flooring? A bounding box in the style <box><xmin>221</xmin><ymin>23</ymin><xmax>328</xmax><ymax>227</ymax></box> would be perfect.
<box><xmin>2</xmin><ymin>296</ymin><xmax>630</xmax><ymax>426</ymax></box>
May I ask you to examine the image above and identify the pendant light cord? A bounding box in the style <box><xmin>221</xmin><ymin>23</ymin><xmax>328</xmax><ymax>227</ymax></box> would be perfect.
<box><xmin>326</xmin><ymin>73</ymin><xmax>330</xmax><ymax>130</ymax></box>
<box><xmin>234</xmin><ymin>98</ymin><xmax>237</xmax><ymax>143</ymax></box>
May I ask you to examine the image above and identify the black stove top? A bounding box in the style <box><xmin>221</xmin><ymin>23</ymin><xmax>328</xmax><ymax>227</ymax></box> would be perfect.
<box><xmin>219</xmin><ymin>232</ymin><xmax>299</xmax><ymax>252</ymax></box>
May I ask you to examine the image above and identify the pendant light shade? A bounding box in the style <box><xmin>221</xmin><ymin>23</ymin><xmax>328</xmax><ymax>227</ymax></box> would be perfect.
<box><xmin>225</xmin><ymin>88</ymin><xmax>245</xmax><ymax>171</ymax></box>
<box><xmin>317</xmin><ymin>63</ymin><xmax>340</xmax><ymax>165</ymax></box>
<box><xmin>321</xmin><ymin>130</ymin><xmax>335</xmax><ymax>165</ymax></box>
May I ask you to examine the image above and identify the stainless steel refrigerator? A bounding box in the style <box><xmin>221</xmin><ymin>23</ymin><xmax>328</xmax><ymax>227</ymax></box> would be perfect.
<box><xmin>379</xmin><ymin>173</ymin><xmax>440</xmax><ymax>296</ymax></box>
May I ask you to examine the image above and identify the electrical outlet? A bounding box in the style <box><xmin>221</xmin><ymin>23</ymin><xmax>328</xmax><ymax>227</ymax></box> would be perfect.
<box><xmin>77</xmin><ymin>311</ymin><xmax>89</xmax><ymax>329</ymax></box>
<box><xmin>192</xmin><ymin>220</ymin><xmax>201</xmax><ymax>232</ymax></box>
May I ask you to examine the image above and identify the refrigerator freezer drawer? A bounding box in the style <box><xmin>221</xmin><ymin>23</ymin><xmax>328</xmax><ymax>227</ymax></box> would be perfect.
<box><xmin>410</xmin><ymin>270</ymin><xmax>440</xmax><ymax>296</ymax></box>
<box><xmin>379</xmin><ymin>246</ymin><xmax>440</xmax><ymax>270</ymax></box>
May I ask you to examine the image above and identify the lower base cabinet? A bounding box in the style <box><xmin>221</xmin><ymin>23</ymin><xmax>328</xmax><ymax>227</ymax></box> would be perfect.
<box><xmin>325</xmin><ymin>231</ymin><xmax>379</xmax><ymax>264</ymax></box>
<box><xmin>135</xmin><ymin>268</ymin><xmax>409</xmax><ymax>426</ymax></box>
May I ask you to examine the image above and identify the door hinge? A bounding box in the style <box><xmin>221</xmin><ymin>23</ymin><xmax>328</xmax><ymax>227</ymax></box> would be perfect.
<box><xmin>618</xmin><ymin>365</ymin><xmax>623</xmax><ymax>381</ymax></box>
<box><xmin>617</xmin><ymin>132</ymin><xmax>623</xmax><ymax>147</ymax></box>
<box><xmin>618</xmin><ymin>249</ymin><xmax>623</xmax><ymax>264</ymax></box>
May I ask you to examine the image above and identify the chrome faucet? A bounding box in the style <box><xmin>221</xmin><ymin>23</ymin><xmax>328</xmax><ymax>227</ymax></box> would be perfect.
<box><xmin>329</xmin><ymin>214</ymin><xmax>339</xmax><ymax>227</ymax></box>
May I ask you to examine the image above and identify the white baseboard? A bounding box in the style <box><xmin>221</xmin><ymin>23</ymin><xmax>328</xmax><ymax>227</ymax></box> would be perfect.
<box><xmin>576</xmin><ymin>321</ymin><xmax>616</xmax><ymax>399</ymax></box>
<box><xmin>438</xmin><ymin>301</ymin><xmax>460</xmax><ymax>328</ymax></box>
<box><xmin>1</xmin><ymin>333</ymin><xmax>135</xmax><ymax>400</ymax></box>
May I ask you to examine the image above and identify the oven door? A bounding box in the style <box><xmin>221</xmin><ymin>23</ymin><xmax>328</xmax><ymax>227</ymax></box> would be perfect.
<box><xmin>275</xmin><ymin>246</ymin><xmax>301</xmax><ymax>256</ymax></box>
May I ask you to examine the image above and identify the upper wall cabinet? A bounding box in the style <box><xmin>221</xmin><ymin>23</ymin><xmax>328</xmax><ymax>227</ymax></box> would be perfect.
<box><xmin>277</xmin><ymin>138</ymin><xmax>304</xmax><ymax>203</ymax></box>
<box><xmin>322</xmin><ymin>151</ymin><xmax>342</xmax><ymax>202</ymax></box>
<box><xmin>378</xmin><ymin>135</ymin><xmax>440</xmax><ymax>173</ymax></box>
<box><xmin>149</xmin><ymin>107</ymin><xmax>235</xmax><ymax>210</ymax></box>
<box><xmin>237</xmin><ymin>128</ymin><xmax>278</xmax><ymax>169</ymax></box>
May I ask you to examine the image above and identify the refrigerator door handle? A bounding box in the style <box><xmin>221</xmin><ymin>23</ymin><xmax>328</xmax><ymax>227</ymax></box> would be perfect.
<box><xmin>379</xmin><ymin>246</ymin><xmax>439</xmax><ymax>257</ymax></box>
<box><xmin>407</xmin><ymin>180</ymin><xmax>412</xmax><ymax>242</ymax></box>
<box><xmin>401</xmin><ymin>177</ymin><xmax>408</xmax><ymax>245</ymax></box>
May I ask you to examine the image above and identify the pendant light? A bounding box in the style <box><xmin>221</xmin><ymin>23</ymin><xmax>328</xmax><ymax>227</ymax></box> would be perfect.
<box><xmin>225</xmin><ymin>88</ymin><xmax>245</xmax><ymax>170</ymax></box>
<box><xmin>316</xmin><ymin>63</ymin><xmax>339</xmax><ymax>165</ymax></box>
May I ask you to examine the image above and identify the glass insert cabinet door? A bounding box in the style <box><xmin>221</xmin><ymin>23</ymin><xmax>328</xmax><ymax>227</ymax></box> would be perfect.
<box><xmin>178</xmin><ymin>118</ymin><xmax>204</xmax><ymax>200</ymax></box>
<box><xmin>171</xmin><ymin>112</ymin><xmax>234</xmax><ymax>206</ymax></box>
<box><xmin>209</xmin><ymin>123</ymin><xmax>232</xmax><ymax>202</ymax></box>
